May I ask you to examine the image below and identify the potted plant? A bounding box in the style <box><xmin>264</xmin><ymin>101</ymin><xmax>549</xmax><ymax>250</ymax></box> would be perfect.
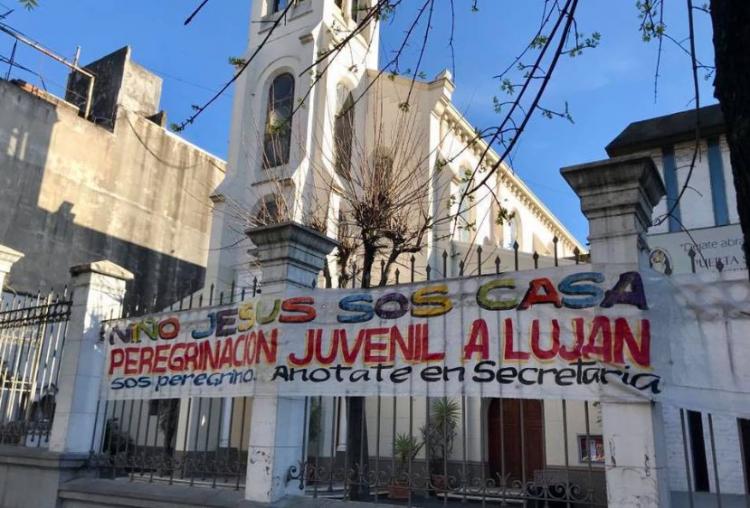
<box><xmin>388</xmin><ymin>433</ymin><xmax>423</xmax><ymax>500</ymax></box>
<box><xmin>421</xmin><ymin>398</ymin><xmax>460</xmax><ymax>492</ymax></box>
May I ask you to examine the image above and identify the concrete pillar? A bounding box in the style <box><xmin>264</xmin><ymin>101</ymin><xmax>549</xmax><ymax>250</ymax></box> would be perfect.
<box><xmin>49</xmin><ymin>260</ymin><xmax>133</xmax><ymax>454</ymax></box>
<box><xmin>0</xmin><ymin>244</ymin><xmax>24</xmax><ymax>293</ymax></box>
<box><xmin>562</xmin><ymin>155</ymin><xmax>670</xmax><ymax>508</ymax></box>
<box><xmin>243</xmin><ymin>222</ymin><xmax>338</xmax><ymax>503</ymax></box>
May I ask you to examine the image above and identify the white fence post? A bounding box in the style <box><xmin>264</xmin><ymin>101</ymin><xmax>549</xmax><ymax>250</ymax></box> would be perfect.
<box><xmin>562</xmin><ymin>155</ymin><xmax>671</xmax><ymax>508</ymax></box>
<box><xmin>243</xmin><ymin>222</ymin><xmax>338</xmax><ymax>503</ymax></box>
<box><xmin>48</xmin><ymin>260</ymin><xmax>133</xmax><ymax>454</ymax></box>
<box><xmin>0</xmin><ymin>245</ymin><xmax>24</xmax><ymax>293</ymax></box>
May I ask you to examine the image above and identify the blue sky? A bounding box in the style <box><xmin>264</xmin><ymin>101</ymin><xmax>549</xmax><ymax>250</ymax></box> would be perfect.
<box><xmin>0</xmin><ymin>0</ymin><xmax>716</xmax><ymax>245</ymax></box>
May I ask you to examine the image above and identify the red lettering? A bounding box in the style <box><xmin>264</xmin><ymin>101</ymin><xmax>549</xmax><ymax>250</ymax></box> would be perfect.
<box><xmin>419</xmin><ymin>324</ymin><xmax>443</xmax><ymax>362</ymax></box>
<box><xmin>581</xmin><ymin>316</ymin><xmax>612</xmax><ymax>363</ymax></box>
<box><xmin>279</xmin><ymin>297</ymin><xmax>317</xmax><ymax>323</ymax></box>
<box><xmin>364</xmin><ymin>328</ymin><xmax>389</xmax><ymax>363</ymax></box>
<box><xmin>289</xmin><ymin>329</ymin><xmax>316</xmax><ymax>366</ymax></box>
<box><xmin>389</xmin><ymin>326</ymin><xmax>415</xmax><ymax>362</ymax></box>
<box><xmin>124</xmin><ymin>347</ymin><xmax>140</xmax><ymax>375</ymax></box>
<box><xmin>168</xmin><ymin>344</ymin><xmax>186</xmax><ymax>371</ymax></box>
<box><xmin>531</xmin><ymin>319</ymin><xmax>561</xmax><ymax>361</ymax></box>
<box><xmin>137</xmin><ymin>346</ymin><xmax>154</xmax><ymax>374</ymax></box>
<box><xmin>256</xmin><ymin>329</ymin><xmax>278</xmax><ymax>364</ymax></box>
<box><xmin>464</xmin><ymin>319</ymin><xmax>489</xmax><ymax>360</ymax></box>
<box><xmin>234</xmin><ymin>334</ymin><xmax>246</xmax><ymax>367</ymax></box>
<box><xmin>109</xmin><ymin>348</ymin><xmax>125</xmax><ymax>375</ymax></box>
<box><xmin>152</xmin><ymin>344</ymin><xmax>169</xmax><ymax>373</ymax></box>
<box><xmin>613</xmin><ymin>318</ymin><xmax>650</xmax><ymax>367</ymax></box>
<box><xmin>219</xmin><ymin>337</ymin><xmax>235</xmax><ymax>369</ymax></box>
<box><xmin>559</xmin><ymin>318</ymin><xmax>584</xmax><ymax>361</ymax></box>
<box><xmin>518</xmin><ymin>277</ymin><xmax>562</xmax><ymax>310</ymax></box>
<box><xmin>316</xmin><ymin>329</ymin><xmax>339</xmax><ymax>365</ymax></box>
<box><xmin>503</xmin><ymin>318</ymin><xmax>530</xmax><ymax>361</ymax></box>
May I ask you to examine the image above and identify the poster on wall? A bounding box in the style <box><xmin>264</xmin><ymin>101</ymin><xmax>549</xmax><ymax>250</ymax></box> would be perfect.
<box><xmin>99</xmin><ymin>264</ymin><xmax>750</xmax><ymax>417</ymax></box>
<box><xmin>578</xmin><ymin>435</ymin><xmax>605</xmax><ymax>464</ymax></box>
<box><xmin>649</xmin><ymin>223</ymin><xmax>746</xmax><ymax>275</ymax></box>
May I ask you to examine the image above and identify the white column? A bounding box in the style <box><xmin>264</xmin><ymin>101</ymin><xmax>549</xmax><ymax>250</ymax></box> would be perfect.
<box><xmin>0</xmin><ymin>244</ymin><xmax>24</xmax><ymax>294</ymax></box>
<box><xmin>562</xmin><ymin>155</ymin><xmax>671</xmax><ymax>508</ymax></box>
<box><xmin>48</xmin><ymin>260</ymin><xmax>133</xmax><ymax>454</ymax></box>
<box><xmin>243</xmin><ymin>222</ymin><xmax>338</xmax><ymax>503</ymax></box>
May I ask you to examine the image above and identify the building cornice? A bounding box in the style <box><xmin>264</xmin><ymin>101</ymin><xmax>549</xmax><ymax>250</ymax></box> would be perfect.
<box><xmin>440</xmin><ymin>103</ymin><xmax>585</xmax><ymax>253</ymax></box>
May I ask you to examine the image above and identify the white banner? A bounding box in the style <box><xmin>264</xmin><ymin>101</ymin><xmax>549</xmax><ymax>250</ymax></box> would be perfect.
<box><xmin>100</xmin><ymin>265</ymin><xmax>750</xmax><ymax>417</ymax></box>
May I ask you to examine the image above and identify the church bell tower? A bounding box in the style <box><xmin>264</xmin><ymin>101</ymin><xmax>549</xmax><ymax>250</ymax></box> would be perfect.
<box><xmin>205</xmin><ymin>0</ymin><xmax>380</xmax><ymax>291</ymax></box>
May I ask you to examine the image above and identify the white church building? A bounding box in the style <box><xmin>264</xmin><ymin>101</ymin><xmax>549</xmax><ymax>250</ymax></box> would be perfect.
<box><xmin>205</xmin><ymin>0</ymin><xmax>584</xmax><ymax>295</ymax></box>
<box><xmin>184</xmin><ymin>0</ymin><xmax>598</xmax><ymax>501</ymax></box>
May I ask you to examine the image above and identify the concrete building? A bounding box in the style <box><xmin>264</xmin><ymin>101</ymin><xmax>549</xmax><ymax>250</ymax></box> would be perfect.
<box><xmin>0</xmin><ymin>46</ymin><xmax>226</xmax><ymax>310</ymax></box>
<box><xmin>607</xmin><ymin>105</ymin><xmax>750</xmax><ymax>498</ymax></box>
<box><xmin>607</xmin><ymin>104</ymin><xmax>745</xmax><ymax>276</ymax></box>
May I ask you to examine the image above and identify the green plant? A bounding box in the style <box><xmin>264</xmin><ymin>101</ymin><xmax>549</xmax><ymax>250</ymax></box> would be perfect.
<box><xmin>394</xmin><ymin>433</ymin><xmax>422</xmax><ymax>471</ymax></box>
<box><xmin>421</xmin><ymin>398</ymin><xmax>460</xmax><ymax>472</ymax></box>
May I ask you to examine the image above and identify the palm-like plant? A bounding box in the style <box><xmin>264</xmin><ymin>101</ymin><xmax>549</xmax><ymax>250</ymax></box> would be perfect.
<box><xmin>421</xmin><ymin>398</ymin><xmax>460</xmax><ymax>476</ymax></box>
<box><xmin>394</xmin><ymin>433</ymin><xmax>423</xmax><ymax>472</ymax></box>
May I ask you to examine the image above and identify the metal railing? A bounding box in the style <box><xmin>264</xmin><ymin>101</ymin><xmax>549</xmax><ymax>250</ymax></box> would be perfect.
<box><xmin>84</xmin><ymin>238</ymin><xmax>745</xmax><ymax>505</ymax></box>
<box><xmin>0</xmin><ymin>289</ymin><xmax>71</xmax><ymax>447</ymax></box>
<box><xmin>89</xmin><ymin>282</ymin><xmax>261</xmax><ymax>489</ymax></box>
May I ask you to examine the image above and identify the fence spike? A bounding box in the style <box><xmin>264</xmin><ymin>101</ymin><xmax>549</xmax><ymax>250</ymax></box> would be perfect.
<box><xmin>188</xmin><ymin>292</ymin><xmax>194</xmax><ymax>309</ymax></box>
<box><xmin>533</xmin><ymin>251</ymin><xmax>539</xmax><ymax>269</ymax></box>
<box><xmin>241</xmin><ymin>287</ymin><xmax>247</xmax><ymax>300</ymax></box>
<box><xmin>687</xmin><ymin>247</ymin><xmax>696</xmax><ymax>273</ymax></box>
<box><xmin>513</xmin><ymin>241</ymin><xmax>519</xmax><ymax>271</ymax></box>
<box><xmin>230</xmin><ymin>280</ymin><xmax>236</xmax><ymax>304</ymax></box>
<box><xmin>426</xmin><ymin>264</ymin><xmax>431</xmax><ymax>281</ymax></box>
<box><xmin>209</xmin><ymin>283</ymin><xmax>215</xmax><ymax>306</ymax></box>
<box><xmin>477</xmin><ymin>245</ymin><xmax>483</xmax><ymax>276</ymax></box>
<box><xmin>716</xmin><ymin>259</ymin><xmax>724</xmax><ymax>273</ymax></box>
<box><xmin>253</xmin><ymin>276</ymin><xmax>258</xmax><ymax>297</ymax></box>
<box><xmin>553</xmin><ymin>236</ymin><xmax>559</xmax><ymax>267</ymax></box>
<box><xmin>495</xmin><ymin>256</ymin><xmax>501</xmax><ymax>274</ymax></box>
<box><xmin>442</xmin><ymin>250</ymin><xmax>448</xmax><ymax>278</ymax></box>
<box><xmin>574</xmin><ymin>247</ymin><xmax>580</xmax><ymax>265</ymax></box>
<box><xmin>219</xmin><ymin>291</ymin><xmax>224</xmax><ymax>305</ymax></box>
<box><xmin>198</xmin><ymin>294</ymin><xmax>204</xmax><ymax>308</ymax></box>
<box><xmin>395</xmin><ymin>268</ymin><xmax>400</xmax><ymax>285</ymax></box>
<box><xmin>459</xmin><ymin>260</ymin><xmax>465</xmax><ymax>277</ymax></box>
<box><xmin>410</xmin><ymin>255</ymin><xmax>415</xmax><ymax>283</ymax></box>
<box><xmin>324</xmin><ymin>263</ymin><xmax>332</xmax><ymax>288</ymax></box>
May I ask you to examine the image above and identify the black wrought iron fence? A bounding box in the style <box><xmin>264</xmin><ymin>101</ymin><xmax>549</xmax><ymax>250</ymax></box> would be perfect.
<box><xmin>89</xmin><ymin>281</ymin><xmax>261</xmax><ymax>489</ymax></box>
<box><xmin>0</xmin><ymin>289</ymin><xmax>71</xmax><ymax>447</ymax></box>
<box><xmin>289</xmin><ymin>240</ymin><xmax>607</xmax><ymax>507</ymax></box>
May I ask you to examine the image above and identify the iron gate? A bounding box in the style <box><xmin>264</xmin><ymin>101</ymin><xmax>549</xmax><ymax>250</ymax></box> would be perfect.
<box><xmin>0</xmin><ymin>290</ymin><xmax>71</xmax><ymax>447</ymax></box>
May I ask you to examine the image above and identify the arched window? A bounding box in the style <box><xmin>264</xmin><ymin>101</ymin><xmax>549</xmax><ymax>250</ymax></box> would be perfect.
<box><xmin>350</xmin><ymin>0</ymin><xmax>360</xmax><ymax>21</ymax></box>
<box><xmin>491</xmin><ymin>201</ymin><xmax>504</xmax><ymax>246</ymax></box>
<box><xmin>507</xmin><ymin>215</ymin><xmax>521</xmax><ymax>249</ymax></box>
<box><xmin>334</xmin><ymin>85</ymin><xmax>355</xmax><ymax>176</ymax></box>
<box><xmin>256</xmin><ymin>193</ymin><xmax>285</xmax><ymax>224</ymax></box>
<box><xmin>263</xmin><ymin>73</ymin><xmax>295</xmax><ymax>168</ymax></box>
